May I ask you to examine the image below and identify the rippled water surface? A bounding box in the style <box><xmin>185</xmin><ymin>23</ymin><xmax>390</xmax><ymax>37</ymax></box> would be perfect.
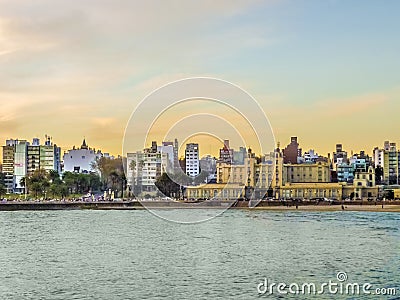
<box><xmin>0</xmin><ymin>210</ymin><xmax>399</xmax><ymax>299</ymax></box>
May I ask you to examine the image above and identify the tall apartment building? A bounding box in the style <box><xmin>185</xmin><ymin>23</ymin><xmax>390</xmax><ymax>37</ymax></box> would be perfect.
<box><xmin>2</xmin><ymin>136</ymin><xmax>61</xmax><ymax>193</ymax></box>
<box><xmin>14</xmin><ymin>140</ymin><xmax>29</xmax><ymax>193</ymax></box>
<box><xmin>27</xmin><ymin>138</ymin><xmax>40</xmax><ymax>175</ymax></box>
<box><xmin>2</xmin><ymin>140</ymin><xmax>16</xmax><ymax>193</ymax></box>
<box><xmin>39</xmin><ymin>136</ymin><xmax>61</xmax><ymax>174</ymax></box>
<box><xmin>157</xmin><ymin>141</ymin><xmax>175</xmax><ymax>172</ymax></box>
<box><xmin>185</xmin><ymin>143</ymin><xmax>199</xmax><ymax>177</ymax></box>
<box><xmin>333</xmin><ymin>144</ymin><xmax>348</xmax><ymax>165</ymax></box>
<box><xmin>219</xmin><ymin>140</ymin><xmax>233</xmax><ymax>164</ymax></box>
<box><xmin>283</xmin><ymin>137</ymin><xmax>302</xmax><ymax>164</ymax></box>
<box><xmin>127</xmin><ymin>144</ymin><xmax>168</xmax><ymax>195</ymax></box>
<box><xmin>373</xmin><ymin>141</ymin><xmax>399</xmax><ymax>185</ymax></box>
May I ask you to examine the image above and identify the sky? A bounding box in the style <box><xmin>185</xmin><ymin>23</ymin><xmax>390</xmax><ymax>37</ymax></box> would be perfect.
<box><xmin>0</xmin><ymin>0</ymin><xmax>399</xmax><ymax>159</ymax></box>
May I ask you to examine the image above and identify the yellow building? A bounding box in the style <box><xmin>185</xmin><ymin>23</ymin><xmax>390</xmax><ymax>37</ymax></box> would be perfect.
<box><xmin>280</xmin><ymin>182</ymin><xmax>344</xmax><ymax>200</ymax></box>
<box><xmin>217</xmin><ymin>149</ymin><xmax>257</xmax><ymax>186</ymax></box>
<box><xmin>185</xmin><ymin>183</ymin><xmax>245</xmax><ymax>200</ymax></box>
<box><xmin>216</xmin><ymin>149</ymin><xmax>281</xmax><ymax>197</ymax></box>
<box><xmin>283</xmin><ymin>161</ymin><xmax>331</xmax><ymax>184</ymax></box>
<box><xmin>184</xmin><ymin>148</ymin><xmax>379</xmax><ymax>201</ymax></box>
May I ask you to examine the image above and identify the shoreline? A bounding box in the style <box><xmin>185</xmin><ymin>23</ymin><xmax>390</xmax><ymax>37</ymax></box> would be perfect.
<box><xmin>0</xmin><ymin>200</ymin><xmax>400</xmax><ymax>212</ymax></box>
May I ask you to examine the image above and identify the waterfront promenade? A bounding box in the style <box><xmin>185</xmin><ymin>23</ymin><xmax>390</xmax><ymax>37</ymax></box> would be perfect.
<box><xmin>1</xmin><ymin>199</ymin><xmax>400</xmax><ymax>212</ymax></box>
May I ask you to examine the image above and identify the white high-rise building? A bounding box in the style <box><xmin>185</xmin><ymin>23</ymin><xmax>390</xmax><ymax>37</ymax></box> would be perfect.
<box><xmin>126</xmin><ymin>147</ymin><xmax>168</xmax><ymax>195</ymax></box>
<box><xmin>13</xmin><ymin>140</ymin><xmax>28</xmax><ymax>194</ymax></box>
<box><xmin>185</xmin><ymin>143</ymin><xmax>199</xmax><ymax>177</ymax></box>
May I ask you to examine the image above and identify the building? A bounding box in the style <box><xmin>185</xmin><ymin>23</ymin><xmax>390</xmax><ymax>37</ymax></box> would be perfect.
<box><xmin>216</xmin><ymin>148</ymin><xmax>276</xmax><ymax>199</ymax></box>
<box><xmin>13</xmin><ymin>140</ymin><xmax>28</xmax><ymax>193</ymax></box>
<box><xmin>63</xmin><ymin>139</ymin><xmax>102</xmax><ymax>173</ymax></box>
<box><xmin>2</xmin><ymin>136</ymin><xmax>61</xmax><ymax>193</ymax></box>
<box><xmin>199</xmin><ymin>155</ymin><xmax>217</xmax><ymax>183</ymax></box>
<box><xmin>157</xmin><ymin>142</ymin><xmax>175</xmax><ymax>172</ymax></box>
<box><xmin>280</xmin><ymin>182</ymin><xmax>344</xmax><ymax>200</ymax></box>
<box><xmin>298</xmin><ymin>149</ymin><xmax>319</xmax><ymax>164</ymax></box>
<box><xmin>283</xmin><ymin>137</ymin><xmax>302</xmax><ymax>164</ymax></box>
<box><xmin>373</xmin><ymin>141</ymin><xmax>399</xmax><ymax>185</ymax></box>
<box><xmin>27</xmin><ymin>138</ymin><xmax>40</xmax><ymax>175</ymax></box>
<box><xmin>126</xmin><ymin>144</ymin><xmax>168</xmax><ymax>195</ymax></box>
<box><xmin>2</xmin><ymin>140</ymin><xmax>15</xmax><ymax>193</ymax></box>
<box><xmin>343</xmin><ymin>166</ymin><xmax>378</xmax><ymax>200</ymax></box>
<box><xmin>217</xmin><ymin>148</ymin><xmax>257</xmax><ymax>186</ymax></box>
<box><xmin>333</xmin><ymin>144</ymin><xmax>348</xmax><ymax>165</ymax></box>
<box><xmin>337</xmin><ymin>163</ymin><xmax>354</xmax><ymax>183</ymax></box>
<box><xmin>218</xmin><ymin>140</ymin><xmax>233</xmax><ymax>164</ymax></box>
<box><xmin>283</xmin><ymin>161</ymin><xmax>331</xmax><ymax>184</ymax></box>
<box><xmin>233</xmin><ymin>147</ymin><xmax>247</xmax><ymax>165</ymax></box>
<box><xmin>185</xmin><ymin>143</ymin><xmax>199</xmax><ymax>177</ymax></box>
<box><xmin>185</xmin><ymin>183</ymin><xmax>245</xmax><ymax>200</ymax></box>
<box><xmin>39</xmin><ymin>136</ymin><xmax>61</xmax><ymax>173</ymax></box>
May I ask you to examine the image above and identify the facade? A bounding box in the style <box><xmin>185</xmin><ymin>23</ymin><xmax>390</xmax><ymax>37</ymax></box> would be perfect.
<box><xmin>283</xmin><ymin>161</ymin><xmax>331</xmax><ymax>184</ymax></box>
<box><xmin>14</xmin><ymin>140</ymin><xmax>28</xmax><ymax>193</ymax></box>
<box><xmin>185</xmin><ymin>183</ymin><xmax>245</xmax><ymax>200</ymax></box>
<box><xmin>126</xmin><ymin>145</ymin><xmax>168</xmax><ymax>195</ymax></box>
<box><xmin>2</xmin><ymin>141</ymin><xmax>15</xmax><ymax>193</ymax></box>
<box><xmin>63</xmin><ymin>139</ymin><xmax>101</xmax><ymax>173</ymax></box>
<box><xmin>337</xmin><ymin>163</ymin><xmax>354</xmax><ymax>183</ymax></box>
<box><xmin>216</xmin><ymin>148</ymin><xmax>277</xmax><ymax>198</ymax></box>
<box><xmin>233</xmin><ymin>147</ymin><xmax>247</xmax><ymax>165</ymax></box>
<box><xmin>2</xmin><ymin>137</ymin><xmax>61</xmax><ymax>193</ymax></box>
<box><xmin>219</xmin><ymin>140</ymin><xmax>233</xmax><ymax>164</ymax></box>
<box><xmin>217</xmin><ymin>148</ymin><xmax>257</xmax><ymax>186</ymax></box>
<box><xmin>333</xmin><ymin>144</ymin><xmax>348</xmax><ymax>165</ymax></box>
<box><xmin>185</xmin><ymin>143</ymin><xmax>199</xmax><ymax>177</ymax></box>
<box><xmin>298</xmin><ymin>149</ymin><xmax>319</xmax><ymax>164</ymax></box>
<box><xmin>157</xmin><ymin>142</ymin><xmax>175</xmax><ymax>171</ymax></box>
<box><xmin>280</xmin><ymin>182</ymin><xmax>344</xmax><ymax>200</ymax></box>
<box><xmin>283</xmin><ymin>136</ymin><xmax>301</xmax><ymax>164</ymax></box>
<box><xmin>373</xmin><ymin>141</ymin><xmax>399</xmax><ymax>185</ymax></box>
<box><xmin>27</xmin><ymin>138</ymin><xmax>40</xmax><ymax>175</ymax></box>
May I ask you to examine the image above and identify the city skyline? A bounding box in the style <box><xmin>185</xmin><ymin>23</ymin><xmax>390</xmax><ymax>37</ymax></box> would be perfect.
<box><xmin>1</xmin><ymin>1</ymin><xmax>400</xmax><ymax>157</ymax></box>
<box><xmin>2</xmin><ymin>134</ymin><xmax>400</xmax><ymax>163</ymax></box>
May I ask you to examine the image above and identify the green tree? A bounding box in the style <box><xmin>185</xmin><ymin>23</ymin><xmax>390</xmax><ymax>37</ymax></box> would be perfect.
<box><xmin>49</xmin><ymin>182</ymin><xmax>69</xmax><ymax>198</ymax></box>
<box><xmin>0</xmin><ymin>184</ymin><xmax>6</xmax><ymax>198</ymax></box>
<box><xmin>155</xmin><ymin>173</ymin><xmax>180</xmax><ymax>198</ymax></box>
<box><xmin>63</xmin><ymin>172</ymin><xmax>77</xmax><ymax>193</ymax></box>
<box><xmin>48</xmin><ymin>170</ymin><xmax>61</xmax><ymax>184</ymax></box>
<box><xmin>92</xmin><ymin>157</ymin><xmax>126</xmax><ymax>196</ymax></box>
<box><xmin>88</xmin><ymin>173</ymin><xmax>101</xmax><ymax>192</ymax></box>
<box><xmin>26</xmin><ymin>169</ymin><xmax>50</xmax><ymax>198</ymax></box>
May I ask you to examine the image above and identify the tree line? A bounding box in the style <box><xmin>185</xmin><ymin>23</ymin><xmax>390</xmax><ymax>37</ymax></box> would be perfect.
<box><xmin>20</xmin><ymin>169</ymin><xmax>101</xmax><ymax>198</ymax></box>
